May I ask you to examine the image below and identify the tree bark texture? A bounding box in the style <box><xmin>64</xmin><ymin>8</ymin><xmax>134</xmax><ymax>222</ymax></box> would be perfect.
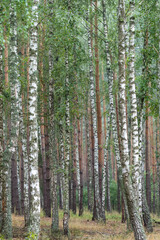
<box><xmin>27</xmin><ymin>0</ymin><xmax>41</xmax><ymax>236</ymax></box>
<box><xmin>118</xmin><ymin>1</ymin><xmax>146</xmax><ymax>239</ymax></box>
<box><xmin>87</xmin><ymin>9</ymin><xmax>101</xmax><ymax>220</ymax></box>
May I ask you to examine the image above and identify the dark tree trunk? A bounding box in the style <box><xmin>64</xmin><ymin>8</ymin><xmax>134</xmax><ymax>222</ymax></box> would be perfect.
<box><xmin>72</xmin><ymin>119</ymin><xmax>77</xmax><ymax>214</ymax></box>
<box><xmin>145</xmin><ymin>102</ymin><xmax>151</xmax><ymax>212</ymax></box>
<box><xmin>78</xmin><ymin>118</ymin><xmax>83</xmax><ymax>216</ymax></box>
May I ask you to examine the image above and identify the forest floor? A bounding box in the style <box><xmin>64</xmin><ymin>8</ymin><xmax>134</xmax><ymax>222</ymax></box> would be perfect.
<box><xmin>11</xmin><ymin>210</ymin><xmax>160</xmax><ymax>240</ymax></box>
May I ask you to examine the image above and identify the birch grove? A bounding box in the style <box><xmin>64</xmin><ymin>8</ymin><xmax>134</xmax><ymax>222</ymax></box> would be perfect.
<box><xmin>1</xmin><ymin>0</ymin><xmax>160</xmax><ymax>239</ymax></box>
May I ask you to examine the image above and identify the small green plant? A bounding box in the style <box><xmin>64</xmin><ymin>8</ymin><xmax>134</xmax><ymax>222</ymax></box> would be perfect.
<box><xmin>0</xmin><ymin>234</ymin><xmax>5</xmax><ymax>240</ymax></box>
<box><xmin>25</xmin><ymin>232</ymin><xmax>38</xmax><ymax>240</ymax></box>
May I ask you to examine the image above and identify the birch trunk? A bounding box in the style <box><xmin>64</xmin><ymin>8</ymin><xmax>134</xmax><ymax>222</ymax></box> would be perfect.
<box><xmin>86</xmin><ymin>102</ymin><xmax>93</xmax><ymax>212</ymax></box>
<box><xmin>49</xmin><ymin>50</ymin><xmax>59</xmax><ymax>232</ymax></box>
<box><xmin>87</xmin><ymin>10</ymin><xmax>101</xmax><ymax>220</ymax></box>
<box><xmin>102</xmin><ymin>115</ymin><xmax>110</xmax><ymax>219</ymax></box>
<box><xmin>102</xmin><ymin>0</ymin><xmax>121</xmax><ymax>175</ymax></box>
<box><xmin>28</xmin><ymin>0</ymin><xmax>40</xmax><ymax>236</ymax></box>
<box><xmin>63</xmin><ymin>51</ymin><xmax>70</xmax><ymax>235</ymax></box>
<box><xmin>94</xmin><ymin>0</ymin><xmax>103</xmax><ymax>204</ymax></box>
<box><xmin>72</xmin><ymin>119</ymin><xmax>77</xmax><ymax>214</ymax></box>
<box><xmin>118</xmin><ymin>0</ymin><xmax>146</xmax><ymax>239</ymax></box>
<box><xmin>78</xmin><ymin>118</ymin><xmax>83</xmax><ymax>216</ymax></box>
<box><xmin>129</xmin><ymin>0</ymin><xmax>142</xmax><ymax>214</ymax></box>
<box><xmin>1</xmin><ymin>23</ymin><xmax>12</xmax><ymax>238</ymax></box>
<box><xmin>10</xmin><ymin>0</ymin><xmax>21</xmax><ymax>216</ymax></box>
<box><xmin>59</xmin><ymin>120</ymin><xmax>64</xmax><ymax>209</ymax></box>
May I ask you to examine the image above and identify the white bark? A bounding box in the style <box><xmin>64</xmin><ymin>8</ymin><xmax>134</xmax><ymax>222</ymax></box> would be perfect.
<box><xmin>19</xmin><ymin>86</ymin><xmax>29</xmax><ymax>225</ymax></box>
<box><xmin>28</xmin><ymin>0</ymin><xmax>40</xmax><ymax>237</ymax></box>
<box><xmin>118</xmin><ymin>1</ymin><xmax>146</xmax><ymax>239</ymax></box>
<box><xmin>129</xmin><ymin>0</ymin><xmax>141</xmax><ymax>214</ymax></box>
<box><xmin>63</xmin><ymin>51</ymin><xmax>70</xmax><ymax>235</ymax></box>
<box><xmin>102</xmin><ymin>115</ymin><xmax>110</xmax><ymax>219</ymax></box>
<box><xmin>101</xmin><ymin>0</ymin><xmax>121</xmax><ymax>170</ymax></box>
<box><xmin>59</xmin><ymin>120</ymin><xmax>64</xmax><ymax>208</ymax></box>
<box><xmin>87</xmin><ymin>10</ymin><xmax>101</xmax><ymax>220</ymax></box>
<box><xmin>76</xmin><ymin>127</ymin><xmax>80</xmax><ymax>202</ymax></box>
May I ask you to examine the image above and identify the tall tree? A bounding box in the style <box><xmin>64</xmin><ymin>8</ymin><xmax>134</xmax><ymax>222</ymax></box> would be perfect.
<box><xmin>128</xmin><ymin>0</ymin><xmax>142</xmax><ymax>213</ymax></box>
<box><xmin>27</xmin><ymin>0</ymin><xmax>41</xmax><ymax>236</ymax></box>
<box><xmin>118</xmin><ymin>0</ymin><xmax>146</xmax><ymax>239</ymax></box>
<box><xmin>87</xmin><ymin>8</ymin><xmax>101</xmax><ymax>221</ymax></box>
<box><xmin>94</xmin><ymin>0</ymin><xmax>103</xmax><ymax>206</ymax></box>
<box><xmin>63</xmin><ymin>51</ymin><xmax>70</xmax><ymax>235</ymax></box>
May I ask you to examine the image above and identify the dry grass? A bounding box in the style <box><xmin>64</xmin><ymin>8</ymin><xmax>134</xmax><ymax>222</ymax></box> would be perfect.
<box><xmin>11</xmin><ymin>210</ymin><xmax>160</xmax><ymax>240</ymax></box>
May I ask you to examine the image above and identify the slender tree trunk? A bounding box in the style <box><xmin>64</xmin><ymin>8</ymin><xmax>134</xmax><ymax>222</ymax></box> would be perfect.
<box><xmin>59</xmin><ymin>120</ymin><xmax>64</xmax><ymax>209</ymax></box>
<box><xmin>129</xmin><ymin>0</ymin><xmax>142</xmax><ymax>214</ymax></box>
<box><xmin>49</xmin><ymin>50</ymin><xmax>59</xmax><ymax>232</ymax></box>
<box><xmin>1</xmin><ymin>23</ymin><xmax>12</xmax><ymax>238</ymax></box>
<box><xmin>72</xmin><ymin>119</ymin><xmax>77</xmax><ymax>214</ymax></box>
<box><xmin>140</xmin><ymin>108</ymin><xmax>153</xmax><ymax>232</ymax></box>
<box><xmin>78</xmin><ymin>118</ymin><xmax>83</xmax><ymax>216</ymax></box>
<box><xmin>63</xmin><ymin>51</ymin><xmax>70</xmax><ymax>235</ymax></box>
<box><xmin>145</xmin><ymin>100</ymin><xmax>151</xmax><ymax>212</ymax></box>
<box><xmin>102</xmin><ymin>0</ymin><xmax>121</xmax><ymax>185</ymax></box>
<box><xmin>19</xmin><ymin>45</ymin><xmax>25</xmax><ymax>216</ymax></box>
<box><xmin>150</xmin><ymin>117</ymin><xmax>156</xmax><ymax>213</ymax></box>
<box><xmin>10</xmin><ymin>0</ymin><xmax>21</xmax><ymax>216</ymax></box>
<box><xmin>102</xmin><ymin>0</ymin><xmax>123</xmax><ymax>216</ymax></box>
<box><xmin>0</xmin><ymin>45</ymin><xmax>3</xmax><ymax>232</ymax></box>
<box><xmin>94</xmin><ymin>0</ymin><xmax>103</xmax><ymax>205</ymax></box>
<box><xmin>87</xmin><ymin>10</ymin><xmax>101</xmax><ymax>220</ymax></box>
<box><xmin>158</xmin><ymin>24</ymin><xmax>160</xmax><ymax>216</ymax></box>
<box><xmin>118</xmin><ymin>1</ymin><xmax>146</xmax><ymax>239</ymax></box>
<box><xmin>86</xmin><ymin>103</ymin><xmax>93</xmax><ymax>212</ymax></box>
<box><xmin>102</xmin><ymin>115</ymin><xmax>110</xmax><ymax>218</ymax></box>
<box><xmin>27</xmin><ymin>0</ymin><xmax>41</xmax><ymax>236</ymax></box>
<box><xmin>44</xmin><ymin>117</ymin><xmax>51</xmax><ymax>217</ymax></box>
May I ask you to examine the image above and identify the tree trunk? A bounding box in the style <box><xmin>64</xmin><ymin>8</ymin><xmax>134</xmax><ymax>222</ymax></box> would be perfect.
<box><xmin>145</xmin><ymin>100</ymin><xmax>151</xmax><ymax>212</ymax></box>
<box><xmin>72</xmin><ymin>119</ymin><xmax>77</xmax><ymax>214</ymax></box>
<box><xmin>63</xmin><ymin>51</ymin><xmax>70</xmax><ymax>235</ymax></box>
<box><xmin>10</xmin><ymin>0</ymin><xmax>21</xmax><ymax>216</ymax></box>
<box><xmin>86</xmin><ymin>103</ymin><xmax>93</xmax><ymax>212</ymax></box>
<box><xmin>27</xmin><ymin>0</ymin><xmax>41</xmax><ymax>236</ymax></box>
<box><xmin>0</xmin><ymin>45</ymin><xmax>3</xmax><ymax>232</ymax></box>
<box><xmin>118</xmin><ymin>1</ymin><xmax>146</xmax><ymax>239</ymax></box>
<box><xmin>49</xmin><ymin>49</ymin><xmax>59</xmax><ymax>232</ymax></box>
<box><xmin>1</xmin><ymin>23</ymin><xmax>12</xmax><ymax>238</ymax></box>
<box><xmin>150</xmin><ymin>117</ymin><xmax>156</xmax><ymax>213</ymax></box>
<box><xmin>129</xmin><ymin>0</ymin><xmax>142</xmax><ymax>214</ymax></box>
<box><xmin>87</xmin><ymin>10</ymin><xmax>101</xmax><ymax>220</ymax></box>
<box><xmin>140</xmin><ymin>109</ymin><xmax>153</xmax><ymax>232</ymax></box>
<box><xmin>78</xmin><ymin>118</ymin><xmax>83</xmax><ymax>216</ymax></box>
<box><xmin>94</xmin><ymin>0</ymin><xmax>103</xmax><ymax>205</ymax></box>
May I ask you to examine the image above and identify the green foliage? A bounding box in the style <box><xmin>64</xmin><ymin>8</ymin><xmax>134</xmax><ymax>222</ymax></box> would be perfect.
<box><xmin>110</xmin><ymin>180</ymin><xmax>118</xmax><ymax>210</ymax></box>
<box><xmin>25</xmin><ymin>232</ymin><xmax>38</xmax><ymax>240</ymax></box>
<box><xmin>0</xmin><ymin>234</ymin><xmax>5</xmax><ymax>240</ymax></box>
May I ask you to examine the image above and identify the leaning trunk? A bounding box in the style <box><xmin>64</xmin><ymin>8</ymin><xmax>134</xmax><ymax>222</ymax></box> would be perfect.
<box><xmin>118</xmin><ymin>0</ymin><xmax>146</xmax><ymax>239</ymax></box>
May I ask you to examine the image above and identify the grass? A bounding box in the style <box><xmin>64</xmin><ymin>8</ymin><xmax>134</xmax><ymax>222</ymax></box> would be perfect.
<box><xmin>11</xmin><ymin>210</ymin><xmax>160</xmax><ymax>239</ymax></box>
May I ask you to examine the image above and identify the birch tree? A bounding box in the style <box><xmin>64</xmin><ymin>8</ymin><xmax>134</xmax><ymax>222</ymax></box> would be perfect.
<box><xmin>87</xmin><ymin>9</ymin><xmax>101</xmax><ymax>221</ymax></box>
<box><xmin>118</xmin><ymin>0</ymin><xmax>146</xmax><ymax>239</ymax></box>
<box><xmin>27</xmin><ymin>0</ymin><xmax>40</xmax><ymax>236</ymax></box>
<box><xmin>101</xmin><ymin>0</ymin><xmax>121</xmax><ymax>180</ymax></box>
<box><xmin>63</xmin><ymin>51</ymin><xmax>70</xmax><ymax>235</ymax></box>
<box><xmin>128</xmin><ymin>0</ymin><xmax>142</xmax><ymax>213</ymax></box>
